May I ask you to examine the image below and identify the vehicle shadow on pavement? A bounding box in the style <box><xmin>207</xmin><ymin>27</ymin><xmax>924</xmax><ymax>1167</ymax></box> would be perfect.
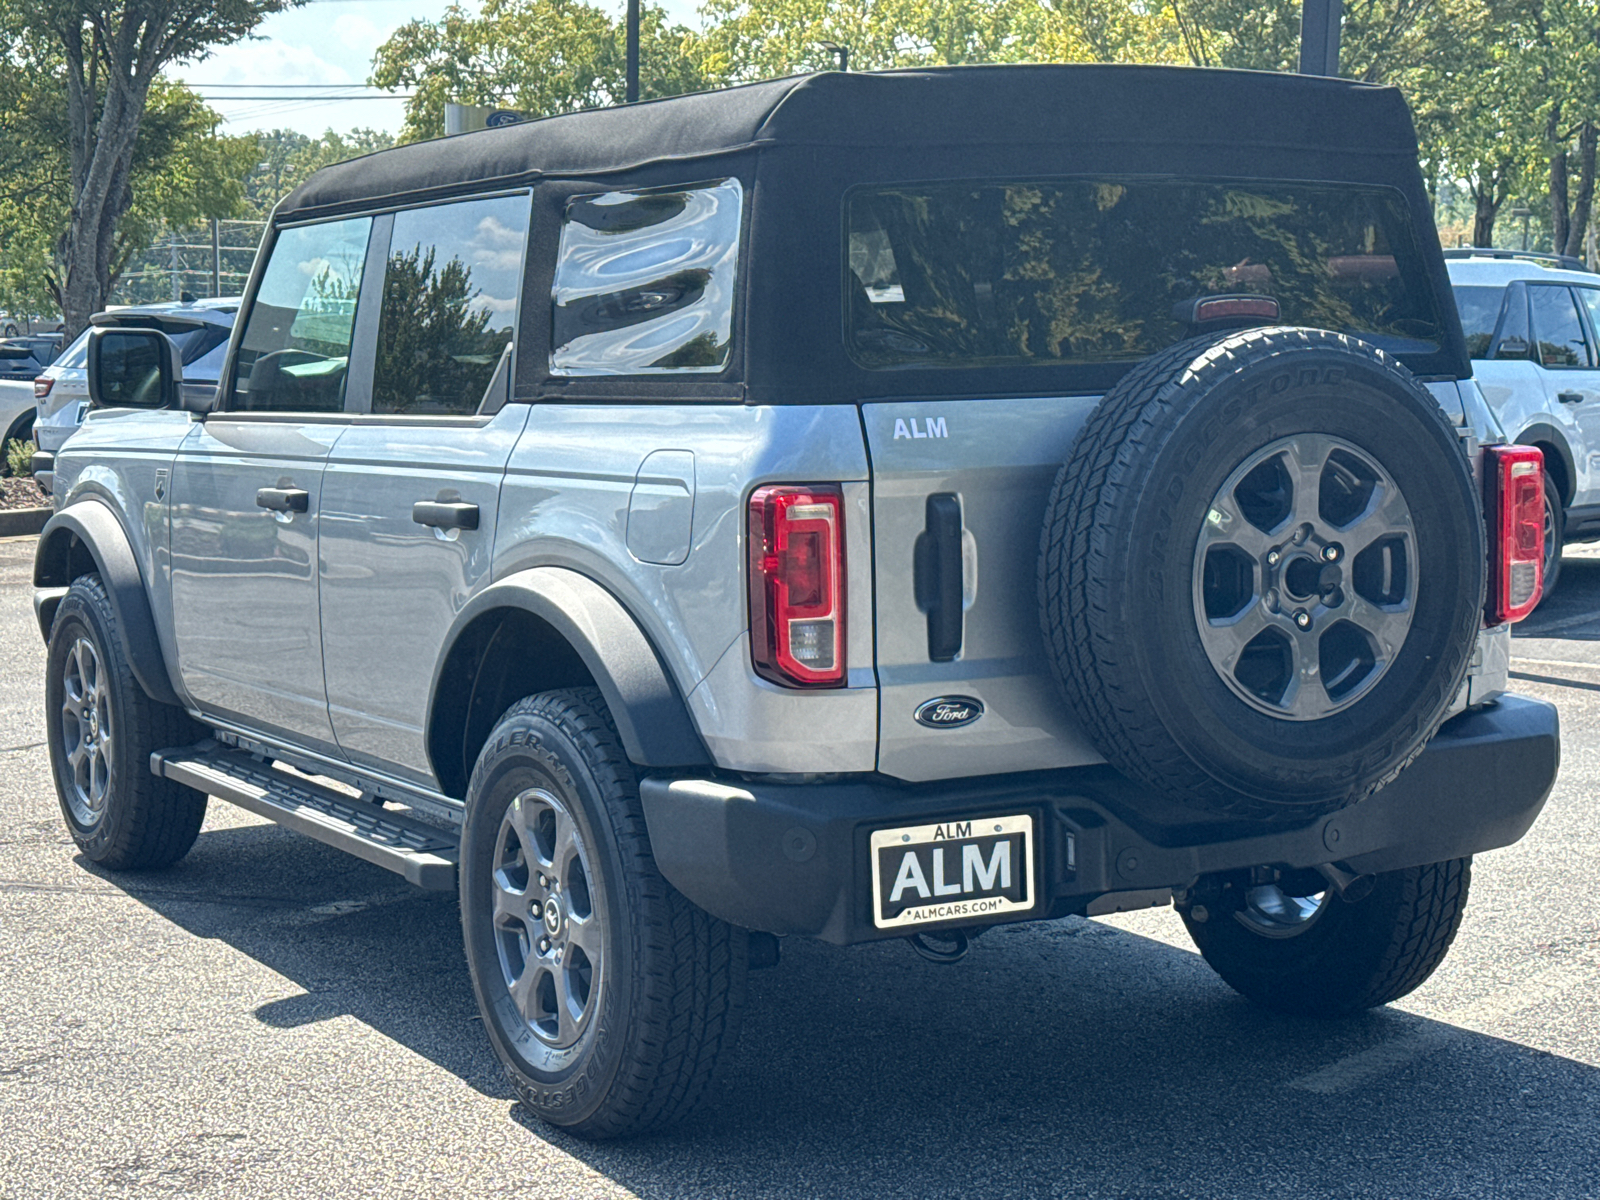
<box><xmin>1518</xmin><ymin>557</ymin><xmax>1600</xmax><ymax>642</ymax></box>
<box><xmin>90</xmin><ymin>824</ymin><xmax>1600</xmax><ymax>1199</ymax></box>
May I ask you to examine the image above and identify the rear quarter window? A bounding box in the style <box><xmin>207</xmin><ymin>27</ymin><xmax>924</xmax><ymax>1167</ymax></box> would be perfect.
<box><xmin>550</xmin><ymin>178</ymin><xmax>742</xmax><ymax>375</ymax></box>
<box><xmin>1452</xmin><ymin>285</ymin><xmax>1507</xmax><ymax>359</ymax></box>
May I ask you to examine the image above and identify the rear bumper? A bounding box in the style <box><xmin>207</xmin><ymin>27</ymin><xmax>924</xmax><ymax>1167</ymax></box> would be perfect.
<box><xmin>641</xmin><ymin>694</ymin><xmax>1559</xmax><ymax>945</ymax></box>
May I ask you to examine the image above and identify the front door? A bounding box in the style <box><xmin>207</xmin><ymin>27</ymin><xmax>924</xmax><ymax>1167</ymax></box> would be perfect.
<box><xmin>168</xmin><ymin>214</ymin><xmax>375</xmax><ymax>756</ymax></box>
<box><xmin>317</xmin><ymin>193</ymin><xmax>532</xmax><ymax>788</ymax></box>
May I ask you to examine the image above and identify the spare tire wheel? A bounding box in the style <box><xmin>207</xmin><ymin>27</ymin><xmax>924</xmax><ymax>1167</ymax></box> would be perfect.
<box><xmin>1039</xmin><ymin>328</ymin><xmax>1484</xmax><ymax>821</ymax></box>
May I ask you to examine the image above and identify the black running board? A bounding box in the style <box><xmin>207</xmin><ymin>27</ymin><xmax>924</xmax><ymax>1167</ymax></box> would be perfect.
<box><xmin>151</xmin><ymin>742</ymin><xmax>459</xmax><ymax>890</ymax></box>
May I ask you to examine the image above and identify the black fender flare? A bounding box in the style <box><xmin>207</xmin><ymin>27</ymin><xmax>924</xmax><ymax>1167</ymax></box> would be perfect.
<box><xmin>1516</xmin><ymin>423</ymin><xmax>1577</xmax><ymax>506</ymax></box>
<box><xmin>427</xmin><ymin>566</ymin><xmax>709</xmax><ymax>774</ymax></box>
<box><xmin>32</xmin><ymin>502</ymin><xmax>184</xmax><ymax>707</ymax></box>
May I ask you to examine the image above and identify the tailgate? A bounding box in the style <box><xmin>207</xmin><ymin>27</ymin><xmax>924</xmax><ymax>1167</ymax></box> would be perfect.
<box><xmin>863</xmin><ymin>397</ymin><xmax>1108</xmax><ymax>782</ymax></box>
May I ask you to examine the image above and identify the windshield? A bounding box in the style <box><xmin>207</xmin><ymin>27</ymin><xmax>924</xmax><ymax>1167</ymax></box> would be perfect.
<box><xmin>846</xmin><ymin>178</ymin><xmax>1446</xmax><ymax>370</ymax></box>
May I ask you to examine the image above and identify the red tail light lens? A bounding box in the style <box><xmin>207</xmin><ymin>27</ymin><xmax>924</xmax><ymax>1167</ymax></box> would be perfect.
<box><xmin>33</xmin><ymin>376</ymin><xmax>52</xmax><ymax>399</ymax></box>
<box><xmin>1485</xmin><ymin>445</ymin><xmax>1545</xmax><ymax>625</ymax></box>
<box><xmin>748</xmin><ymin>485</ymin><xmax>846</xmax><ymax>687</ymax></box>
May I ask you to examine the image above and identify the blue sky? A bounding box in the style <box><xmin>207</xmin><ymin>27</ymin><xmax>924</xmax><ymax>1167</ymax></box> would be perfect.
<box><xmin>178</xmin><ymin>0</ymin><xmax>703</xmax><ymax>138</ymax></box>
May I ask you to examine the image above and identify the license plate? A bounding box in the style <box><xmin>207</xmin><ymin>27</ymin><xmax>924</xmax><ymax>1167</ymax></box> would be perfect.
<box><xmin>870</xmin><ymin>814</ymin><xmax>1035</xmax><ymax>930</ymax></box>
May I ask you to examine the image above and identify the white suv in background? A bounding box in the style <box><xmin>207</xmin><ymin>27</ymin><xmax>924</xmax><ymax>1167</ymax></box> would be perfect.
<box><xmin>32</xmin><ymin>298</ymin><xmax>238</xmax><ymax>455</ymax></box>
<box><xmin>1449</xmin><ymin>250</ymin><xmax>1600</xmax><ymax>597</ymax></box>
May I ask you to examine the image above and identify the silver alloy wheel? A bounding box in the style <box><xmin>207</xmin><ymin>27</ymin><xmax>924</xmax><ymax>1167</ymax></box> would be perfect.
<box><xmin>1234</xmin><ymin>884</ymin><xmax>1328</xmax><ymax>939</ymax></box>
<box><xmin>1192</xmin><ymin>432</ymin><xmax>1418</xmax><ymax>721</ymax></box>
<box><xmin>491</xmin><ymin>787</ymin><xmax>603</xmax><ymax>1051</ymax></box>
<box><xmin>59</xmin><ymin>636</ymin><xmax>112</xmax><ymax>826</ymax></box>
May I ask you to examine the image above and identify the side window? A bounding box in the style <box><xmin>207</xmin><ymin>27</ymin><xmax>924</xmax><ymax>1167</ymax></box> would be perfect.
<box><xmin>371</xmin><ymin>194</ymin><xmax>530</xmax><ymax>416</ymax></box>
<box><xmin>1529</xmin><ymin>285</ymin><xmax>1593</xmax><ymax>368</ymax></box>
<box><xmin>231</xmin><ymin>217</ymin><xmax>371</xmax><ymax>412</ymax></box>
<box><xmin>1452</xmin><ymin>285</ymin><xmax>1506</xmax><ymax>359</ymax></box>
<box><xmin>1578</xmin><ymin>288</ymin><xmax>1600</xmax><ymax>352</ymax></box>
<box><xmin>551</xmin><ymin>178</ymin><xmax>742</xmax><ymax>375</ymax></box>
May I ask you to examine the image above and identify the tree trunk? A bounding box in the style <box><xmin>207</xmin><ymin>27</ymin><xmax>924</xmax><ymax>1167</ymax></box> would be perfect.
<box><xmin>1564</xmin><ymin>120</ymin><xmax>1597</xmax><ymax>261</ymax></box>
<box><xmin>1550</xmin><ymin>103</ymin><xmax>1570</xmax><ymax>254</ymax></box>
<box><xmin>1474</xmin><ymin>191</ymin><xmax>1502</xmax><ymax>247</ymax></box>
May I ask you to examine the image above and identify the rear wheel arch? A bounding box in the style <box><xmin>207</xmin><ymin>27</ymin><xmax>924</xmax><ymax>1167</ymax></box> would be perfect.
<box><xmin>1518</xmin><ymin>425</ymin><xmax>1575</xmax><ymax>507</ymax></box>
<box><xmin>33</xmin><ymin>504</ymin><xmax>182</xmax><ymax>708</ymax></box>
<box><xmin>426</xmin><ymin>568</ymin><xmax>709</xmax><ymax>799</ymax></box>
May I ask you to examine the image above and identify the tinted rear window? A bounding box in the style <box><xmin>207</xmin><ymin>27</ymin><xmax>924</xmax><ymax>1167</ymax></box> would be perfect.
<box><xmin>846</xmin><ymin>179</ymin><xmax>1445</xmax><ymax>370</ymax></box>
<box><xmin>1453</xmin><ymin>285</ymin><xmax>1507</xmax><ymax>358</ymax></box>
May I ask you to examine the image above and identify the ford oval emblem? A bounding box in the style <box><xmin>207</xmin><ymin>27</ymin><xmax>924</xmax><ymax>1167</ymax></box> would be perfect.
<box><xmin>914</xmin><ymin>696</ymin><xmax>984</xmax><ymax>729</ymax></box>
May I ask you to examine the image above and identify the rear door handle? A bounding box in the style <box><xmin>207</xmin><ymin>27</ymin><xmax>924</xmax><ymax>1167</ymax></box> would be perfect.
<box><xmin>256</xmin><ymin>487</ymin><xmax>309</xmax><ymax>513</ymax></box>
<box><xmin>412</xmin><ymin>500</ymin><xmax>480</xmax><ymax>531</ymax></box>
<box><xmin>1559</xmin><ymin>391</ymin><xmax>1584</xmax><ymax>404</ymax></box>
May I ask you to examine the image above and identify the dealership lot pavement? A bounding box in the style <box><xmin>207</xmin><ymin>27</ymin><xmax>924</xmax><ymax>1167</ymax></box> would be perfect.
<box><xmin>2</xmin><ymin>533</ymin><xmax>1597</xmax><ymax>1199</ymax></box>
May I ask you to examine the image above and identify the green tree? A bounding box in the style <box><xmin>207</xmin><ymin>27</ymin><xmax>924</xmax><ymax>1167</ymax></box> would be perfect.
<box><xmin>244</xmin><ymin>127</ymin><xmax>396</xmax><ymax>217</ymax></box>
<box><xmin>371</xmin><ymin>0</ymin><xmax>713</xmax><ymax>142</ymax></box>
<box><xmin>6</xmin><ymin>0</ymin><xmax>297</xmax><ymax>337</ymax></box>
<box><xmin>0</xmin><ymin>65</ymin><xmax>257</xmax><ymax>318</ymax></box>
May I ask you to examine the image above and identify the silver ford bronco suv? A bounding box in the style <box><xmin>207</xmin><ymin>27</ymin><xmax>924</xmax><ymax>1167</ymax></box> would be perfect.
<box><xmin>31</xmin><ymin>65</ymin><xmax>1560</xmax><ymax>1138</ymax></box>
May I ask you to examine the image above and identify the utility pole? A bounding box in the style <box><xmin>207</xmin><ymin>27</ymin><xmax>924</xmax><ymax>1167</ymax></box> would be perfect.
<box><xmin>626</xmin><ymin>0</ymin><xmax>640</xmax><ymax>103</ymax></box>
<box><xmin>169</xmin><ymin>230</ymin><xmax>180</xmax><ymax>302</ymax></box>
<box><xmin>210</xmin><ymin>219</ymin><xmax>221</xmax><ymax>298</ymax></box>
<box><xmin>1299</xmin><ymin>0</ymin><xmax>1342</xmax><ymax>77</ymax></box>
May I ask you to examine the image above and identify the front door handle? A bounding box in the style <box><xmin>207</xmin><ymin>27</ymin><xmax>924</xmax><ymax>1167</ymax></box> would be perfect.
<box><xmin>1559</xmin><ymin>390</ymin><xmax>1585</xmax><ymax>404</ymax></box>
<box><xmin>412</xmin><ymin>500</ymin><xmax>480</xmax><ymax>531</ymax></box>
<box><xmin>256</xmin><ymin>487</ymin><xmax>309</xmax><ymax>513</ymax></box>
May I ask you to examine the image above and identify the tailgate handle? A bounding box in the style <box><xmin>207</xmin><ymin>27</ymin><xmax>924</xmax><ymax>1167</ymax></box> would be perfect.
<box><xmin>914</xmin><ymin>493</ymin><xmax>964</xmax><ymax>662</ymax></box>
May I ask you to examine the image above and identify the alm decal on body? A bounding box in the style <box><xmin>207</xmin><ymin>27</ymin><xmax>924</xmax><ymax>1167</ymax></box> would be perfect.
<box><xmin>893</xmin><ymin>416</ymin><xmax>948</xmax><ymax>439</ymax></box>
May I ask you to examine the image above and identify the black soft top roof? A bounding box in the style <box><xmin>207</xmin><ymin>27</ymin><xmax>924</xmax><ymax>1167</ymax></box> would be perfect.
<box><xmin>278</xmin><ymin>65</ymin><xmax>1421</xmax><ymax>221</ymax></box>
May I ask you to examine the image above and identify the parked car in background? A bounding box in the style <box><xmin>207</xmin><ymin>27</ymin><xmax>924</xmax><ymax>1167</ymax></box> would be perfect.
<box><xmin>0</xmin><ymin>335</ymin><xmax>63</xmax><ymax>381</ymax></box>
<box><xmin>33</xmin><ymin>298</ymin><xmax>238</xmax><ymax>455</ymax></box>
<box><xmin>1</xmin><ymin>378</ymin><xmax>35</xmax><ymax>472</ymax></box>
<box><xmin>1</xmin><ymin>313</ymin><xmax>66</xmax><ymax>338</ymax></box>
<box><xmin>1448</xmin><ymin>250</ymin><xmax>1600</xmax><ymax>598</ymax></box>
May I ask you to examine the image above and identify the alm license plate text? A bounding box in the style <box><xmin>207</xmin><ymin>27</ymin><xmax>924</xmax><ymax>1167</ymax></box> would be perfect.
<box><xmin>870</xmin><ymin>814</ymin><xmax>1035</xmax><ymax>930</ymax></box>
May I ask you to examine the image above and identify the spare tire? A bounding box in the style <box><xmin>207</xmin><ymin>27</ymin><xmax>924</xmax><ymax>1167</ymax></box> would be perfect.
<box><xmin>1039</xmin><ymin>328</ymin><xmax>1484</xmax><ymax>822</ymax></box>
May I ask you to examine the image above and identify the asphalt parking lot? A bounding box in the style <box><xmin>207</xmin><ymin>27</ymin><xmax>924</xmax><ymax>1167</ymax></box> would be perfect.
<box><xmin>2</xmin><ymin>533</ymin><xmax>1597</xmax><ymax>1200</ymax></box>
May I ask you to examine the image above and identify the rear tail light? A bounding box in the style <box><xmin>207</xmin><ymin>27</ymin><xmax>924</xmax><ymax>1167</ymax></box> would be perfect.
<box><xmin>33</xmin><ymin>376</ymin><xmax>52</xmax><ymax>399</ymax></box>
<box><xmin>748</xmin><ymin>485</ymin><xmax>846</xmax><ymax>687</ymax></box>
<box><xmin>1485</xmin><ymin>445</ymin><xmax>1545</xmax><ymax>624</ymax></box>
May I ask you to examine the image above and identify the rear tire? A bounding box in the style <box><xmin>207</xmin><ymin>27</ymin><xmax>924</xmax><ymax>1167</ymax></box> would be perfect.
<box><xmin>1180</xmin><ymin>858</ymin><xmax>1471</xmax><ymax>1017</ymax></box>
<box><xmin>45</xmin><ymin>574</ymin><xmax>208</xmax><ymax>869</ymax></box>
<box><xmin>1540</xmin><ymin>469</ymin><xmax>1564</xmax><ymax>602</ymax></box>
<box><xmin>459</xmin><ymin>687</ymin><xmax>746</xmax><ymax>1139</ymax></box>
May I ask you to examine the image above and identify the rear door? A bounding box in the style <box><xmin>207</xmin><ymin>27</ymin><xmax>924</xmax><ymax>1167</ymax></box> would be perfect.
<box><xmin>849</xmin><ymin>174</ymin><xmax>1458</xmax><ymax>782</ymax></box>
<box><xmin>317</xmin><ymin>193</ymin><xmax>532</xmax><ymax>789</ymax></box>
<box><xmin>862</xmin><ymin>399</ymin><xmax>1107</xmax><ymax>781</ymax></box>
<box><xmin>168</xmin><ymin>215</ymin><xmax>372</xmax><ymax>756</ymax></box>
<box><xmin>1528</xmin><ymin>283</ymin><xmax>1600</xmax><ymax>505</ymax></box>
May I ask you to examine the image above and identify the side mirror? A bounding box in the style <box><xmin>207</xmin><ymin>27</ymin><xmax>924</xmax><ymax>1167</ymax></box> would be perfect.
<box><xmin>1494</xmin><ymin>335</ymin><xmax>1530</xmax><ymax>361</ymax></box>
<box><xmin>86</xmin><ymin>327</ymin><xmax>183</xmax><ymax>410</ymax></box>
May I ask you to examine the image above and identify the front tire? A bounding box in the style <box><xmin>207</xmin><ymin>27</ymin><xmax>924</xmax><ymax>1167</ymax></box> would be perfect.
<box><xmin>45</xmin><ymin>575</ymin><xmax>207</xmax><ymax>869</ymax></box>
<box><xmin>459</xmin><ymin>688</ymin><xmax>746</xmax><ymax>1139</ymax></box>
<box><xmin>1180</xmin><ymin>858</ymin><xmax>1471</xmax><ymax>1017</ymax></box>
